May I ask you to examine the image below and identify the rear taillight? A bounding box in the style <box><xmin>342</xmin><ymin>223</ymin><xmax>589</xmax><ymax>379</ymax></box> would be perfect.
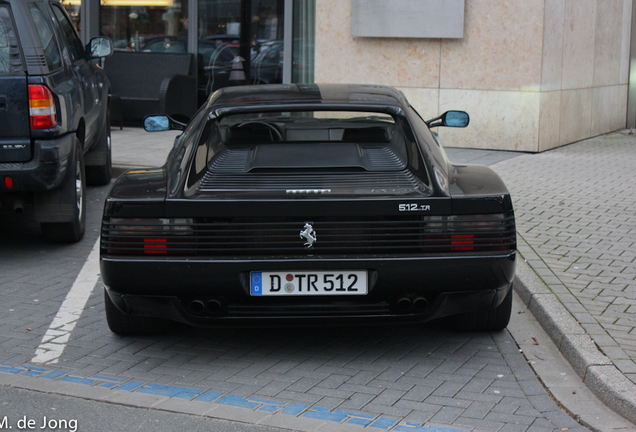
<box><xmin>103</xmin><ymin>219</ymin><xmax>194</xmax><ymax>255</ymax></box>
<box><xmin>29</xmin><ymin>85</ymin><xmax>57</xmax><ymax>129</ymax></box>
<box><xmin>422</xmin><ymin>214</ymin><xmax>515</xmax><ymax>253</ymax></box>
<box><xmin>144</xmin><ymin>238</ymin><xmax>168</xmax><ymax>254</ymax></box>
<box><xmin>451</xmin><ymin>234</ymin><xmax>475</xmax><ymax>251</ymax></box>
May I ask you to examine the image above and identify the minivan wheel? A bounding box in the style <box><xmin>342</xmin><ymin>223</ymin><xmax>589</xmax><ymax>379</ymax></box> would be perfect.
<box><xmin>86</xmin><ymin>112</ymin><xmax>112</xmax><ymax>186</ymax></box>
<box><xmin>41</xmin><ymin>143</ymin><xmax>86</xmax><ymax>243</ymax></box>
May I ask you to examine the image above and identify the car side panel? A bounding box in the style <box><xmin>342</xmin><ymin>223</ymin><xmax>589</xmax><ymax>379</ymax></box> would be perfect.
<box><xmin>448</xmin><ymin>164</ymin><xmax>511</xmax><ymax>197</ymax></box>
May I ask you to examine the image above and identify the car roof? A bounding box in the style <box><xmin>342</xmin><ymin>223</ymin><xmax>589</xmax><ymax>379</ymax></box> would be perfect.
<box><xmin>208</xmin><ymin>84</ymin><xmax>408</xmax><ymax>110</ymax></box>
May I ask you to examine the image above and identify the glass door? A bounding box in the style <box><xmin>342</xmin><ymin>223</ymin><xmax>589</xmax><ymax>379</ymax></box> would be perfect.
<box><xmin>197</xmin><ymin>0</ymin><xmax>284</xmax><ymax>98</ymax></box>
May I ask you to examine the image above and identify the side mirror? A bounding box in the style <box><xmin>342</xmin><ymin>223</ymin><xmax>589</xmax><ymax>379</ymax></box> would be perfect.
<box><xmin>87</xmin><ymin>37</ymin><xmax>113</xmax><ymax>59</ymax></box>
<box><xmin>426</xmin><ymin>111</ymin><xmax>470</xmax><ymax>128</ymax></box>
<box><xmin>144</xmin><ymin>115</ymin><xmax>187</xmax><ymax>132</ymax></box>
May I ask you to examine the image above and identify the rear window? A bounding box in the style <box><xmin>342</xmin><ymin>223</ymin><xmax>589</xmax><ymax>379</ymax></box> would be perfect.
<box><xmin>0</xmin><ymin>5</ymin><xmax>23</xmax><ymax>74</ymax></box>
<box><xmin>219</xmin><ymin>110</ymin><xmax>398</xmax><ymax>145</ymax></box>
<box><xmin>50</xmin><ymin>4</ymin><xmax>83</xmax><ymax>62</ymax></box>
<box><xmin>29</xmin><ymin>3</ymin><xmax>61</xmax><ymax>70</ymax></box>
<box><xmin>185</xmin><ymin>108</ymin><xmax>431</xmax><ymax>194</ymax></box>
<box><xmin>188</xmin><ymin>109</ymin><xmax>421</xmax><ymax>180</ymax></box>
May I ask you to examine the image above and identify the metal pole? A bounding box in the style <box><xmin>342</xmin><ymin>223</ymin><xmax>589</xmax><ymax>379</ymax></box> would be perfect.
<box><xmin>81</xmin><ymin>0</ymin><xmax>100</xmax><ymax>43</ymax></box>
<box><xmin>239</xmin><ymin>0</ymin><xmax>252</xmax><ymax>85</ymax></box>
<box><xmin>283</xmin><ymin>0</ymin><xmax>293</xmax><ymax>83</ymax></box>
<box><xmin>188</xmin><ymin>0</ymin><xmax>198</xmax><ymax>57</ymax></box>
<box><xmin>627</xmin><ymin>0</ymin><xmax>636</xmax><ymax>129</ymax></box>
<box><xmin>188</xmin><ymin>0</ymin><xmax>198</xmax><ymax>103</ymax></box>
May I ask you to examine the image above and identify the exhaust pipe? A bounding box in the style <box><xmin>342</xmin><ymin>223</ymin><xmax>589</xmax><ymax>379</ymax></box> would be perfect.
<box><xmin>190</xmin><ymin>299</ymin><xmax>205</xmax><ymax>313</ymax></box>
<box><xmin>206</xmin><ymin>299</ymin><xmax>222</xmax><ymax>314</ymax></box>
<box><xmin>14</xmin><ymin>197</ymin><xmax>24</xmax><ymax>214</ymax></box>
<box><xmin>396</xmin><ymin>297</ymin><xmax>412</xmax><ymax>312</ymax></box>
<box><xmin>413</xmin><ymin>297</ymin><xmax>428</xmax><ymax>312</ymax></box>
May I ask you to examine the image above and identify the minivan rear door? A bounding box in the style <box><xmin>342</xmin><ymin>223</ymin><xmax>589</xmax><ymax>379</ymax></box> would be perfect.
<box><xmin>0</xmin><ymin>3</ymin><xmax>30</xmax><ymax>163</ymax></box>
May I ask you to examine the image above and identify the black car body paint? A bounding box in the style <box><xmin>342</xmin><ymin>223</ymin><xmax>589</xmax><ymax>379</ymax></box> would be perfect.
<box><xmin>100</xmin><ymin>84</ymin><xmax>516</xmax><ymax>334</ymax></box>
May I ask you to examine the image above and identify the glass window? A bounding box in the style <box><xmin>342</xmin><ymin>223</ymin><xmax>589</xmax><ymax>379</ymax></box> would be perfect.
<box><xmin>96</xmin><ymin>1</ymin><xmax>316</xmax><ymax>107</ymax></box>
<box><xmin>0</xmin><ymin>5</ymin><xmax>22</xmax><ymax>74</ymax></box>
<box><xmin>29</xmin><ymin>4</ymin><xmax>62</xmax><ymax>70</ymax></box>
<box><xmin>219</xmin><ymin>110</ymin><xmax>398</xmax><ymax>147</ymax></box>
<box><xmin>292</xmin><ymin>0</ymin><xmax>314</xmax><ymax>83</ymax></box>
<box><xmin>100</xmin><ymin>0</ymin><xmax>188</xmax><ymax>52</ymax></box>
<box><xmin>198</xmin><ymin>0</ymin><xmax>284</xmax><ymax>97</ymax></box>
<box><xmin>51</xmin><ymin>4</ymin><xmax>84</xmax><ymax>62</ymax></box>
<box><xmin>59</xmin><ymin>0</ymin><xmax>80</xmax><ymax>32</ymax></box>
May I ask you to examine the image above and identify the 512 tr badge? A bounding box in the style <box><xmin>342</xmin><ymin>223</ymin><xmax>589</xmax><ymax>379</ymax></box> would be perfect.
<box><xmin>398</xmin><ymin>203</ymin><xmax>431</xmax><ymax>212</ymax></box>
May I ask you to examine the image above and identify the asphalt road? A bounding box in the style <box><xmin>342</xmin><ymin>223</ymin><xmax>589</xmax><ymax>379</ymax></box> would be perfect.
<box><xmin>0</xmin><ymin>386</ymin><xmax>289</xmax><ymax>432</ymax></box>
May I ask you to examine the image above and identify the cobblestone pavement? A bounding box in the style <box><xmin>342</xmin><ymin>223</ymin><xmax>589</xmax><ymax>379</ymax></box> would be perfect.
<box><xmin>0</xmin><ymin>130</ymin><xmax>602</xmax><ymax>431</ymax></box>
<box><xmin>488</xmin><ymin>132</ymin><xmax>636</xmax><ymax>386</ymax></box>
<box><xmin>0</xmin><ymin>209</ymin><xmax>589</xmax><ymax>431</ymax></box>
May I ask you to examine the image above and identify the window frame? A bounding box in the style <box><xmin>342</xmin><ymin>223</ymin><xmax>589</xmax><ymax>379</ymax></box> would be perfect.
<box><xmin>29</xmin><ymin>2</ymin><xmax>62</xmax><ymax>71</ymax></box>
<box><xmin>50</xmin><ymin>2</ymin><xmax>84</xmax><ymax>63</ymax></box>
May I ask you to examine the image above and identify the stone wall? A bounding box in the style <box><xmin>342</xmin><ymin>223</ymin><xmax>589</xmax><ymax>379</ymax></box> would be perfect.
<box><xmin>314</xmin><ymin>0</ymin><xmax>632</xmax><ymax>152</ymax></box>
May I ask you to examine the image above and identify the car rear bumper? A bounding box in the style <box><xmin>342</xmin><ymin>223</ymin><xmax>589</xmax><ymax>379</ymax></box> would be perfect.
<box><xmin>102</xmin><ymin>252</ymin><xmax>516</xmax><ymax>326</ymax></box>
<box><xmin>0</xmin><ymin>134</ymin><xmax>74</xmax><ymax>193</ymax></box>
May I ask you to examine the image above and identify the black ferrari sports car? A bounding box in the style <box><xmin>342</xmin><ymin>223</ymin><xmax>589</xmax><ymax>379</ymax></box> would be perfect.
<box><xmin>100</xmin><ymin>84</ymin><xmax>516</xmax><ymax>335</ymax></box>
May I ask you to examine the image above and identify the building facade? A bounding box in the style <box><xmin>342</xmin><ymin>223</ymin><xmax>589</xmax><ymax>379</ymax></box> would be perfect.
<box><xmin>66</xmin><ymin>0</ymin><xmax>634</xmax><ymax>152</ymax></box>
<box><xmin>315</xmin><ymin>0</ymin><xmax>633</xmax><ymax>152</ymax></box>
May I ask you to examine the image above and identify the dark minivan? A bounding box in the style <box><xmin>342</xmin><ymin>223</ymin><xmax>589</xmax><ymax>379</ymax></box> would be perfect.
<box><xmin>0</xmin><ymin>0</ymin><xmax>112</xmax><ymax>242</ymax></box>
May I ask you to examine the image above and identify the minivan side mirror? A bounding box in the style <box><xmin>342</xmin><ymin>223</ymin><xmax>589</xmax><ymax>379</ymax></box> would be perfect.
<box><xmin>87</xmin><ymin>37</ymin><xmax>113</xmax><ymax>59</ymax></box>
<box><xmin>426</xmin><ymin>111</ymin><xmax>470</xmax><ymax>128</ymax></box>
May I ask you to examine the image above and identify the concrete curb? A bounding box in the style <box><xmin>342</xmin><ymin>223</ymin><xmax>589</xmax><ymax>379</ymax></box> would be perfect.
<box><xmin>0</xmin><ymin>373</ymin><xmax>364</xmax><ymax>432</ymax></box>
<box><xmin>514</xmin><ymin>245</ymin><xmax>636</xmax><ymax>425</ymax></box>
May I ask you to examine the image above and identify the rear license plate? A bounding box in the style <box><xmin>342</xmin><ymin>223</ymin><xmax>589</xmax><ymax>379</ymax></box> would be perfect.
<box><xmin>250</xmin><ymin>271</ymin><xmax>368</xmax><ymax>296</ymax></box>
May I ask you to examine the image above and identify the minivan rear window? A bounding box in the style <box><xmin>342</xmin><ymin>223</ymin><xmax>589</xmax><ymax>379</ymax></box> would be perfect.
<box><xmin>29</xmin><ymin>3</ymin><xmax>61</xmax><ymax>70</ymax></box>
<box><xmin>0</xmin><ymin>5</ymin><xmax>23</xmax><ymax>74</ymax></box>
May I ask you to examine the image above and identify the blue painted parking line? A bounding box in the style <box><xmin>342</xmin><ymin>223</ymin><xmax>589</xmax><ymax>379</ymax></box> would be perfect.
<box><xmin>281</xmin><ymin>403</ymin><xmax>307</xmax><ymax>415</ymax></box>
<box><xmin>136</xmin><ymin>383</ymin><xmax>201</xmax><ymax>399</ymax></box>
<box><xmin>216</xmin><ymin>394</ymin><xmax>260</xmax><ymax>409</ymax></box>
<box><xmin>42</xmin><ymin>370</ymin><xmax>66</xmax><ymax>379</ymax></box>
<box><xmin>370</xmin><ymin>417</ymin><xmax>399</xmax><ymax>429</ymax></box>
<box><xmin>0</xmin><ymin>364</ymin><xmax>22</xmax><ymax>374</ymax></box>
<box><xmin>92</xmin><ymin>375</ymin><xmax>125</xmax><ymax>382</ymax></box>
<box><xmin>92</xmin><ymin>375</ymin><xmax>125</xmax><ymax>388</ymax></box>
<box><xmin>196</xmin><ymin>390</ymin><xmax>224</xmax><ymax>402</ymax></box>
<box><xmin>116</xmin><ymin>380</ymin><xmax>145</xmax><ymax>391</ymax></box>
<box><xmin>0</xmin><ymin>363</ymin><xmax>470</xmax><ymax>432</ymax></box>
<box><xmin>61</xmin><ymin>375</ymin><xmax>95</xmax><ymax>385</ymax></box>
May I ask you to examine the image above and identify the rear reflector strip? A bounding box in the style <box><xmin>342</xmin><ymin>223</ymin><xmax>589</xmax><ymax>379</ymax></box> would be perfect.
<box><xmin>102</xmin><ymin>214</ymin><xmax>516</xmax><ymax>256</ymax></box>
<box><xmin>451</xmin><ymin>234</ymin><xmax>474</xmax><ymax>251</ymax></box>
<box><xmin>144</xmin><ymin>238</ymin><xmax>167</xmax><ymax>254</ymax></box>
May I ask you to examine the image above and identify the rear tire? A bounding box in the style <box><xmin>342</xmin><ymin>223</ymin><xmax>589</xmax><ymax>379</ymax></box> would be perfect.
<box><xmin>447</xmin><ymin>285</ymin><xmax>513</xmax><ymax>332</ymax></box>
<box><xmin>104</xmin><ymin>289</ymin><xmax>170</xmax><ymax>336</ymax></box>
<box><xmin>41</xmin><ymin>143</ymin><xmax>86</xmax><ymax>243</ymax></box>
<box><xmin>86</xmin><ymin>112</ymin><xmax>112</xmax><ymax>186</ymax></box>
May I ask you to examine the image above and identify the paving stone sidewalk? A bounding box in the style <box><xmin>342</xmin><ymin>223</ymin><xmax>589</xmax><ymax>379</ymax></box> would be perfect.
<box><xmin>489</xmin><ymin>132</ymin><xmax>636</xmax><ymax>385</ymax></box>
<box><xmin>111</xmin><ymin>127</ymin><xmax>636</xmax><ymax>387</ymax></box>
<box><xmin>104</xmin><ymin>126</ymin><xmax>636</xmax><ymax>427</ymax></box>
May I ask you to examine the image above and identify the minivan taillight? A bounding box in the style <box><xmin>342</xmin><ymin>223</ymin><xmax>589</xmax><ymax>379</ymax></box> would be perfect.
<box><xmin>28</xmin><ymin>85</ymin><xmax>57</xmax><ymax>129</ymax></box>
